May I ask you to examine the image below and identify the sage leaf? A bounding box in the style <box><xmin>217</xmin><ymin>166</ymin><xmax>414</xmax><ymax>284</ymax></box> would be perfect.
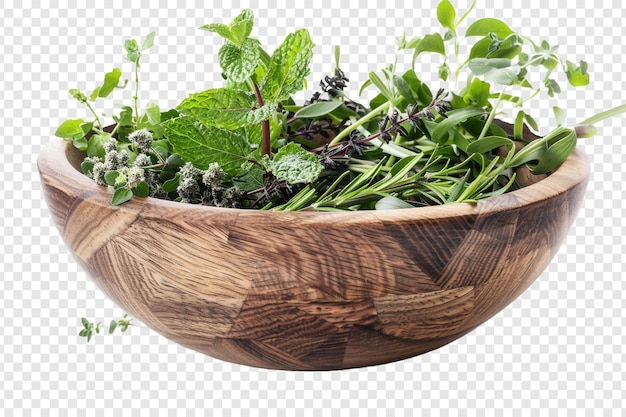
<box><xmin>375</xmin><ymin>196</ymin><xmax>414</xmax><ymax>210</ymax></box>
<box><xmin>218</xmin><ymin>38</ymin><xmax>261</xmax><ymax>82</ymax></box>
<box><xmin>177</xmin><ymin>88</ymin><xmax>276</xmax><ymax>129</ymax></box>
<box><xmin>260</xmin><ymin>29</ymin><xmax>314</xmax><ymax>103</ymax></box>
<box><xmin>163</xmin><ymin>116</ymin><xmax>252</xmax><ymax>176</ymax></box>
<box><xmin>294</xmin><ymin>99</ymin><xmax>344</xmax><ymax>119</ymax></box>
<box><xmin>270</xmin><ymin>142</ymin><xmax>324</xmax><ymax>184</ymax></box>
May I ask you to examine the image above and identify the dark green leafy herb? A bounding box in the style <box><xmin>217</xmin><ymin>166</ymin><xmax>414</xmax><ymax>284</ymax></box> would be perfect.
<box><xmin>57</xmin><ymin>3</ymin><xmax>626</xmax><ymax>213</ymax></box>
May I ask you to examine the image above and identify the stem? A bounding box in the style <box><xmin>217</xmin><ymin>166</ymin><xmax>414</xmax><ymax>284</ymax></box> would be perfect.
<box><xmin>329</xmin><ymin>101</ymin><xmax>392</xmax><ymax>146</ymax></box>
<box><xmin>478</xmin><ymin>87</ymin><xmax>507</xmax><ymax>141</ymax></box>
<box><xmin>252</xmin><ymin>82</ymin><xmax>271</xmax><ymax>157</ymax></box>
<box><xmin>133</xmin><ymin>63</ymin><xmax>140</xmax><ymax>130</ymax></box>
<box><xmin>85</xmin><ymin>101</ymin><xmax>103</xmax><ymax>131</ymax></box>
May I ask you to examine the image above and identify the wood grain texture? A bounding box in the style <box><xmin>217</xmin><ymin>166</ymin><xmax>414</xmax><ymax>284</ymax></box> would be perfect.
<box><xmin>37</xmin><ymin>139</ymin><xmax>589</xmax><ymax>370</ymax></box>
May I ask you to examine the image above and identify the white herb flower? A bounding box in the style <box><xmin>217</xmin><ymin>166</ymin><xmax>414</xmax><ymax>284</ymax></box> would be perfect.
<box><xmin>91</xmin><ymin>162</ymin><xmax>108</xmax><ymax>186</ymax></box>
<box><xmin>104</xmin><ymin>148</ymin><xmax>129</xmax><ymax>170</ymax></box>
<box><xmin>128</xmin><ymin>128</ymin><xmax>153</xmax><ymax>153</ymax></box>
<box><xmin>119</xmin><ymin>166</ymin><xmax>145</xmax><ymax>188</ymax></box>
<box><xmin>202</xmin><ymin>163</ymin><xmax>225</xmax><ymax>188</ymax></box>
<box><xmin>179</xmin><ymin>162</ymin><xmax>202</xmax><ymax>179</ymax></box>
<box><xmin>133</xmin><ymin>153</ymin><xmax>152</xmax><ymax>168</ymax></box>
<box><xmin>103</xmin><ymin>138</ymin><xmax>117</xmax><ymax>153</ymax></box>
<box><xmin>177</xmin><ymin>177</ymin><xmax>200</xmax><ymax>203</ymax></box>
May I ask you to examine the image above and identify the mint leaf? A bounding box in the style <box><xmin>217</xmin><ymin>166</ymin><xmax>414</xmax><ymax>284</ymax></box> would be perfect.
<box><xmin>260</xmin><ymin>29</ymin><xmax>314</xmax><ymax>103</ymax></box>
<box><xmin>229</xmin><ymin>9</ymin><xmax>254</xmax><ymax>46</ymax></box>
<box><xmin>218</xmin><ymin>38</ymin><xmax>261</xmax><ymax>82</ymax></box>
<box><xmin>163</xmin><ymin>116</ymin><xmax>252</xmax><ymax>176</ymax></box>
<box><xmin>200</xmin><ymin>9</ymin><xmax>254</xmax><ymax>47</ymax></box>
<box><xmin>177</xmin><ymin>88</ymin><xmax>276</xmax><ymax>129</ymax></box>
<box><xmin>270</xmin><ymin>143</ymin><xmax>323</xmax><ymax>184</ymax></box>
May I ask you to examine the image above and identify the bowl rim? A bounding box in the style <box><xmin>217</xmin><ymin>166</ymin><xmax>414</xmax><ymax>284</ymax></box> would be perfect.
<box><xmin>38</xmin><ymin>138</ymin><xmax>590</xmax><ymax>224</ymax></box>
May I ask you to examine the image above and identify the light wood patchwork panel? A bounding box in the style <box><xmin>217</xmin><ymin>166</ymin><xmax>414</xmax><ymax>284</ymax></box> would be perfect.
<box><xmin>38</xmin><ymin>139</ymin><xmax>589</xmax><ymax>370</ymax></box>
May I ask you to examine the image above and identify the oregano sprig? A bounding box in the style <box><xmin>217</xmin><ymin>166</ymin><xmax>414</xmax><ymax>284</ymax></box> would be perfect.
<box><xmin>79</xmin><ymin>314</ymin><xmax>133</xmax><ymax>342</ymax></box>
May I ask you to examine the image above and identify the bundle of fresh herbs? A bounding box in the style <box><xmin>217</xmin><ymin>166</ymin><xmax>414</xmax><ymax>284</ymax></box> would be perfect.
<box><xmin>56</xmin><ymin>2</ymin><xmax>625</xmax><ymax>211</ymax></box>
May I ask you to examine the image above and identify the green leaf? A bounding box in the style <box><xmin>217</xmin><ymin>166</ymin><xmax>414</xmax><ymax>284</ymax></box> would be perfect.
<box><xmin>108</xmin><ymin>320</ymin><xmax>118</xmax><ymax>334</ymax></box>
<box><xmin>294</xmin><ymin>99</ymin><xmax>344</xmax><ymax>118</ymax></box>
<box><xmin>229</xmin><ymin>9</ymin><xmax>254</xmax><ymax>46</ymax></box>
<box><xmin>553</xmin><ymin>106</ymin><xmax>566</xmax><ymax>126</ymax></box>
<box><xmin>467</xmin><ymin>136</ymin><xmax>514</xmax><ymax>154</ymax></box>
<box><xmin>98</xmin><ymin>68</ymin><xmax>123</xmax><ymax>98</ymax></box>
<box><xmin>565</xmin><ymin>60</ymin><xmax>590</xmax><ymax>87</ymax></box>
<box><xmin>81</xmin><ymin>318</ymin><xmax>90</xmax><ymax>328</ymax></box>
<box><xmin>55</xmin><ymin>119</ymin><xmax>86</xmax><ymax>140</ymax></box>
<box><xmin>431</xmin><ymin>107</ymin><xmax>485</xmax><ymax>144</ymax></box>
<box><xmin>141</xmin><ymin>32</ymin><xmax>156</xmax><ymax>50</ymax></box>
<box><xmin>112</xmin><ymin>188</ymin><xmax>134</xmax><ymax>205</ymax></box>
<box><xmin>393</xmin><ymin>75</ymin><xmax>415</xmax><ymax>104</ymax></box>
<box><xmin>260</xmin><ymin>28</ymin><xmax>314</xmax><ymax>103</ymax></box>
<box><xmin>469</xmin><ymin>58</ymin><xmax>517</xmax><ymax>85</ymax></box>
<box><xmin>437</xmin><ymin>0</ymin><xmax>456</xmax><ymax>32</ymax></box>
<box><xmin>163</xmin><ymin>116</ymin><xmax>251</xmax><ymax>176</ymax></box>
<box><xmin>177</xmin><ymin>88</ymin><xmax>276</xmax><ymax>129</ymax></box>
<box><xmin>413</xmin><ymin>33</ymin><xmax>446</xmax><ymax>58</ymax></box>
<box><xmin>269</xmin><ymin>142</ymin><xmax>324</xmax><ymax>184</ymax></box>
<box><xmin>104</xmin><ymin>170</ymin><xmax>120</xmax><ymax>186</ymax></box>
<box><xmin>218</xmin><ymin>38</ymin><xmax>261</xmax><ymax>82</ymax></box>
<box><xmin>466</xmin><ymin>18</ymin><xmax>514</xmax><ymax>38</ymax></box>
<box><xmin>375</xmin><ymin>196</ymin><xmax>414</xmax><ymax>210</ymax></box>
<box><xmin>531</xmin><ymin>128</ymin><xmax>577</xmax><ymax>175</ymax></box>
<box><xmin>81</xmin><ymin>160</ymin><xmax>95</xmax><ymax>177</ymax></box>
<box><xmin>162</xmin><ymin>174</ymin><xmax>180</xmax><ymax>192</ymax></box>
<box><xmin>86</xmin><ymin>134</ymin><xmax>110</xmax><ymax>158</ymax></box>
<box><xmin>124</xmin><ymin>39</ymin><xmax>141</xmax><ymax>63</ymax></box>
<box><xmin>464</xmin><ymin>78</ymin><xmax>490</xmax><ymax>107</ymax></box>
<box><xmin>69</xmin><ymin>89</ymin><xmax>88</xmax><ymax>103</ymax></box>
<box><xmin>544</xmin><ymin>78</ymin><xmax>561</xmax><ymax>97</ymax></box>
<box><xmin>368</xmin><ymin>71</ymin><xmax>393</xmax><ymax>101</ymax></box>
<box><xmin>578</xmin><ymin>103</ymin><xmax>626</xmax><ymax>126</ymax></box>
<box><xmin>132</xmin><ymin>181</ymin><xmax>149</xmax><ymax>197</ymax></box>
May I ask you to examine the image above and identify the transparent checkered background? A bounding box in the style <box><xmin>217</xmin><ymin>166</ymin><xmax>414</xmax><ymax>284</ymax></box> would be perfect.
<box><xmin>1</xmin><ymin>0</ymin><xmax>624</xmax><ymax>415</ymax></box>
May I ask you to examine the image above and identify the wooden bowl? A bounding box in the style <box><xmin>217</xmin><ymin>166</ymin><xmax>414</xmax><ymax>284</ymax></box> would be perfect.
<box><xmin>38</xmin><ymin>139</ymin><xmax>589</xmax><ymax>370</ymax></box>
